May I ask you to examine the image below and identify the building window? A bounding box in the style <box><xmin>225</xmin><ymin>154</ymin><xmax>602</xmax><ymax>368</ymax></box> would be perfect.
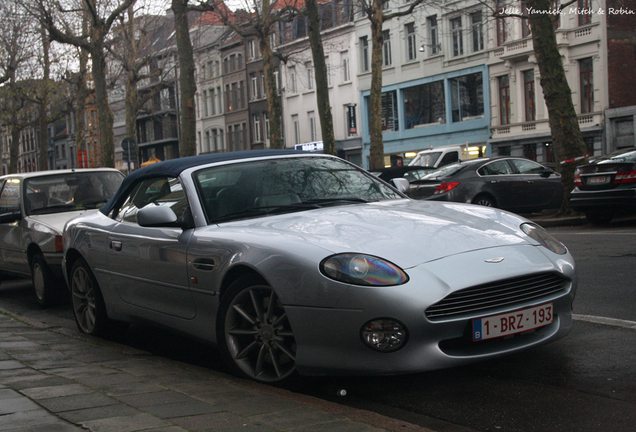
<box><xmin>523</xmin><ymin>143</ymin><xmax>537</xmax><ymax>161</ymax></box>
<box><xmin>251</xmin><ymin>74</ymin><xmax>259</xmax><ymax>100</ymax></box>
<box><xmin>309</xmin><ymin>113</ymin><xmax>317</xmax><ymax>141</ymax></box>
<box><xmin>209</xmin><ymin>88</ymin><xmax>216</xmax><ymax>115</ymax></box>
<box><xmin>360</xmin><ymin>36</ymin><xmax>370</xmax><ymax>72</ymax></box>
<box><xmin>292</xmin><ymin>115</ymin><xmax>300</xmax><ymax>144</ymax></box>
<box><xmin>450</xmin><ymin>72</ymin><xmax>484</xmax><ymax>122</ymax></box>
<box><xmin>405</xmin><ymin>23</ymin><xmax>416</xmax><ymax>61</ymax></box>
<box><xmin>254</xmin><ymin>114</ymin><xmax>261</xmax><ymax>142</ymax></box>
<box><xmin>471</xmin><ymin>11</ymin><xmax>483</xmax><ymax>52</ymax></box>
<box><xmin>428</xmin><ymin>16</ymin><xmax>439</xmax><ymax>55</ymax></box>
<box><xmin>578</xmin><ymin>0</ymin><xmax>591</xmax><ymax>25</ymax></box>
<box><xmin>202</xmin><ymin>90</ymin><xmax>209</xmax><ymax>117</ymax></box>
<box><xmin>580</xmin><ymin>57</ymin><xmax>594</xmax><ymax>114</ymax></box>
<box><xmin>306</xmin><ymin>64</ymin><xmax>314</xmax><ymax>90</ymax></box>
<box><xmin>521</xmin><ymin>0</ymin><xmax>531</xmax><ymax>38</ymax></box>
<box><xmin>327</xmin><ymin>63</ymin><xmax>332</xmax><ymax>86</ymax></box>
<box><xmin>451</xmin><ymin>17</ymin><xmax>463</xmax><ymax>57</ymax></box>
<box><xmin>403</xmin><ymin>80</ymin><xmax>446</xmax><ymax>128</ymax></box>
<box><xmin>499</xmin><ymin>75</ymin><xmax>511</xmax><ymax>125</ymax></box>
<box><xmin>273</xmin><ymin>70</ymin><xmax>280</xmax><ymax>93</ymax></box>
<box><xmin>524</xmin><ymin>70</ymin><xmax>535</xmax><ymax>122</ymax></box>
<box><xmin>264</xmin><ymin>113</ymin><xmax>270</xmax><ymax>142</ymax></box>
<box><xmin>342</xmin><ymin>57</ymin><xmax>350</xmax><ymax>82</ymax></box>
<box><xmin>381</xmin><ymin>90</ymin><xmax>399</xmax><ymax>132</ymax></box>
<box><xmin>204</xmin><ymin>131</ymin><xmax>210</xmax><ymax>153</ymax></box>
<box><xmin>248</xmin><ymin>39</ymin><xmax>256</xmax><ymax>60</ymax></box>
<box><xmin>289</xmin><ymin>68</ymin><xmax>297</xmax><ymax>93</ymax></box>
<box><xmin>382</xmin><ymin>30</ymin><xmax>392</xmax><ymax>66</ymax></box>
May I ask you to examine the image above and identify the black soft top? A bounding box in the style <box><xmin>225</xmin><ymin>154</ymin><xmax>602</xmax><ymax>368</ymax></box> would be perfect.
<box><xmin>100</xmin><ymin>149</ymin><xmax>307</xmax><ymax>215</ymax></box>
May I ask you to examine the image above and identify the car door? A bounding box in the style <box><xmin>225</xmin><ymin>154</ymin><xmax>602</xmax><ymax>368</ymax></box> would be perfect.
<box><xmin>0</xmin><ymin>178</ymin><xmax>29</xmax><ymax>275</ymax></box>
<box><xmin>509</xmin><ymin>159</ymin><xmax>561</xmax><ymax>211</ymax></box>
<box><xmin>475</xmin><ymin>160</ymin><xmax>523</xmax><ymax>210</ymax></box>
<box><xmin>107</xmin><ymin>176</ymin><xmax>196</xmax><ymax>319</ymax></box>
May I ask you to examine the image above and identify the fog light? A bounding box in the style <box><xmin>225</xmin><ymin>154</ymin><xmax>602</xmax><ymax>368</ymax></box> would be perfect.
<box><xmin>361</xmin><ymin>319</ymin><xmax>408</xmax><ymax>352</ymax></box>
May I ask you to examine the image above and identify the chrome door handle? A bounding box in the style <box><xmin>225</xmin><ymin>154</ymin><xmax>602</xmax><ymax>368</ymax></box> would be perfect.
<box><xmin>110</xmin><ymin>241</ymin><xmax>122</xmax><ymax>251</ymax></box>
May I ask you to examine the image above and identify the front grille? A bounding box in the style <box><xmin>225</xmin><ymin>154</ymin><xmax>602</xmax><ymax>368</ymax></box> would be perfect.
<box><xmin>425</xmin><ymin>273</ymin><xmax>569</xmax><ymax>320</ymax></box>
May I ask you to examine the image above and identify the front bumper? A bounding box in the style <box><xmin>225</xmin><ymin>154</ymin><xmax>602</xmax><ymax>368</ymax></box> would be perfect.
<box><xmin>286</xmin><ymin>245</ymin><xmax>576</xmax><ymax>376</ymax></box>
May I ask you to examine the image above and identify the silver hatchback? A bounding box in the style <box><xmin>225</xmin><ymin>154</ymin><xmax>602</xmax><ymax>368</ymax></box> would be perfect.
<box><xmin>0</xmin><ymin>169</ymin><xmax>124</xmax><ymax>306</ymax></box>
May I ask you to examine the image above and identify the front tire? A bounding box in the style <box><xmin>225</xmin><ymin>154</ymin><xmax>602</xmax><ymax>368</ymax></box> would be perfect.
<box><xmin>31</xmin><ymin>254</ymin><xmax>62</xmax><ymax>308</ymax></box>
<box><xmin>70</xmin><ymin>258</ymin><xmax>127</xmax><ymax>337</ymax></box>
<box><xmin>585</xmin><ymin>211</ymin><xmax>614</xmax><ymax>225</ymax></box>
<box><xmin>217</xmin><ymin>277</ymin><xmax>297</xmax><ymax>383</ymax></box>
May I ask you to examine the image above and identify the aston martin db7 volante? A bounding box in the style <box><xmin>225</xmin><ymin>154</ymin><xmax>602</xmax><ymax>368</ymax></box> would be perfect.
<box><xmin>63</xmin><ymin>150</ymin><xmax>576</xmax><ymax>383</ymax></box>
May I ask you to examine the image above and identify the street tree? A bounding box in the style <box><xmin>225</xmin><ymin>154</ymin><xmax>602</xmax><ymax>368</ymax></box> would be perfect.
<box><xmin>303</xmin><ymin>0</ymin><xmax>335</xmax><ymax>156</ymax></box>
<box><xmin>490</xmin><ymin>0</ymin><xmax>589</xmax><ymax>213</ymax></box>
<box><xmin>171</xmin><ymin>0</ymin><xmax>198</xmax><ymax>156</ymax></box>
<box><xmin>110</xmin><ymin>4</ymin><xmax>173</xmax><ymax>163</ymax></box>
<box><xmin>35</xmin><ymin>0</ymin><xmax>137</xmax><ymax>168</ymax></box>
<box><xmin>357</xmin><ymin>0</ymin><xmax>430</xmax><ymax>170</ymax></box>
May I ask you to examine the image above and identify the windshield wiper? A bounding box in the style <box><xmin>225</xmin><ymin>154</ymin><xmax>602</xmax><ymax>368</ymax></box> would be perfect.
<box><xmin>302</xmin><ymin>197</ymin><xmax>371</xmax><ymax>206</ymax></box>
<box><xmin>29</xmin><ymin>204</ymin><xmax>77</xmax><ymax>215</ymax></box>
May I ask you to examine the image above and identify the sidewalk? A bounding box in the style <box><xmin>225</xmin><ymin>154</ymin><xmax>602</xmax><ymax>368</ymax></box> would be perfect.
<box><xmin>0</xmin><ymin>309</ymin><xmax>433</xmax><ymax>432</ymax></box>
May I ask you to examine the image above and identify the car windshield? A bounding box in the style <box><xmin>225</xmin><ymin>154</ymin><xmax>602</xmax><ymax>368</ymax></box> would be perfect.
<box><xmin>194</xmin><ymin>156</ymin><xmax>403</xmax><ymax>223</ymax></box>
<box><xmin>25</xmin><ymin>171</ymin><xmax>124</xmax><ymax>215</ymax></box>
<box><xmin>416</xmin><ymin>152</ymin><xmax>442</xmax><ymax>167</ymax></box>
<box><xmin>596</xmin><ymin>148</ymin><xmax>636</xmax><ymax>164</ymax></box>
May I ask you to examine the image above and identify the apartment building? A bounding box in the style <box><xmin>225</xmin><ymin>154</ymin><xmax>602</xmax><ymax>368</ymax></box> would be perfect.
<box><xmin>488</xmin><ymin>0</ymin><xmax>610</xmax><ymax>163</ymax></box>
<box><xmin>356</xmin><ymin>0</ymin><xmax>491</xmax><ymax>169</ymax></box>
<box><xmin>194</xmin><ymin>19</ymin><xmax>227</xmax><ymax>155</ymax></box>
<box><xmin>277</xmin><ymin>0</ymin><xmax>363</xmax><ymax>164</ymax></box>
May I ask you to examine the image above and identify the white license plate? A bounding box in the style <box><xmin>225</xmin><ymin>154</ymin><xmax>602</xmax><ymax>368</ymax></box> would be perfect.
<box><xmin>473</xmin><ymin>303</ymin><xmax>553</xmax><ymax>341</ymax></box>
<box><xmin>588</xmin><ymin>176</ymin><xmax>608</xmax><ymax>184</ymax></box>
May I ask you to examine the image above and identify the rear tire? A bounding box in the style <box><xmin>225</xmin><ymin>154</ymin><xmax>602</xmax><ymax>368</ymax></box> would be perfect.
<box><xmin>70</xmin><ymin>257</ymin><xmax>127</xmax><ymax>337</ymax></box>
<box><xmin>31</xmin><ymin>254</ymin><xmax>63</xmax><ymax>308</ymax></box>
<box><xmin>585</xmin><ymin>211</ymin><xmax>613</xmax><ymax>225</ymax></box>
<box><xmin>472</xmin><ymin>194</ymin><xmax>496</xmax><ymax>208</ymax></box>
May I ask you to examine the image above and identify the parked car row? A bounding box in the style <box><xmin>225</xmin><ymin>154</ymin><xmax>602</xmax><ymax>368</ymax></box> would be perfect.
<box><xmin>1</xmin><ymin>151</ymin><xmax>577</xmax><ymax>384</ymax></box>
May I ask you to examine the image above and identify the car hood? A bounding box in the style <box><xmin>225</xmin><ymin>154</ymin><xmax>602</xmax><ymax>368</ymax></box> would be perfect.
<box><xmin>28</xmin><ymin>210</ymin><xmax>98</xmax><ymax>234</ymax></box>
<box><xmin>216</xmin><ymin>199</ymin><xmax>534</xmax><ymax>268</ymax></box>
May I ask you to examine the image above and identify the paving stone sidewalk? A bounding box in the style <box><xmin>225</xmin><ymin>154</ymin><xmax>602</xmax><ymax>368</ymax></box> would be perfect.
<box><xmin>0</xmin><ymin>311</ymin><xmax>433</xmax><ymax>432</ymax></box>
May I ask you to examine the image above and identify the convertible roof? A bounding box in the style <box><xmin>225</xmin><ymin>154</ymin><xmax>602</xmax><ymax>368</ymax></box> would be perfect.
<box><xmin>100</xmin><ymin>149</ymin><xmax>307</xmax><ymax>215</ymax></box>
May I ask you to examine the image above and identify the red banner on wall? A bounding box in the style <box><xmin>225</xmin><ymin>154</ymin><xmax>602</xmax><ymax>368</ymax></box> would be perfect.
<box><xmin>77</xmin><ymin>150</ymin><xmax>88</xmax><ymax>168</ymax></box>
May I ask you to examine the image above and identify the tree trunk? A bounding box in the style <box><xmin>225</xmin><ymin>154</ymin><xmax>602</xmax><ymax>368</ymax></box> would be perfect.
<box><xmin>305</xmin><ymin>0</ymin><xmax>335</xmax><ymax>156</ymax></box>
<box><xmin>368</xmin><ymin>1</ymin><xmax>384</xmax><ymax>170</ymax></box>
<box><xmin>38</xmin><ymin>23</ymin><xmax>50</xmax><ymax>170</ymax></box>
<box><xmin>172</xmin><ymin>0</ymin><xmax>196</xmax><ymax>157</ymax></box>
<box><xmin>260</xmin><ymin>35</ymin><xmax>283</xmax><ymax>149</ymax></box>
<box><xmin>527</xmin><ymin>0</ymin><xmax>588</xmax><ymax>212</ymax></box>
<box><xmin>90</xmin><ymin>44</ymin><xmax>115</xmax><ymax>167</ymax></box>
<box><xmin>75</xmin><ymin>45</ymin><xmax>88</xmax><ymax>156</ymax></box>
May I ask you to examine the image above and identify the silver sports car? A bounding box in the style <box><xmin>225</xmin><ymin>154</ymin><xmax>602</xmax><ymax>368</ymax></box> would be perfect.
<box><xmin>63</xmin><ymin>150</ymin><xmax>576</xmax><ymax>383</ymax></box>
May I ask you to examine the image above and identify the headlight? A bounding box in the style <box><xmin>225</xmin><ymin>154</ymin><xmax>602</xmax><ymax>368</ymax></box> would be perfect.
<box><xmin>320</xmin><ymin>253</ymin><xmax>409</xmax><ymax>286</ymax></box>
<box><xmin>521</xmin><ymin>223</ymin><xmax>567</xmax><ymax>255</ymax></box>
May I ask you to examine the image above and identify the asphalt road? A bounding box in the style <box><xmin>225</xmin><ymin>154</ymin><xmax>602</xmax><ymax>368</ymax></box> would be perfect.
<box><xmin>1</xmin><ymin>218</ymin><xmax>635</xmax><ymax>432</ymax></box>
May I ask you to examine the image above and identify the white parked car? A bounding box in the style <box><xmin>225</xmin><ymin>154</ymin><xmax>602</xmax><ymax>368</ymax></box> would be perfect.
<box><xmin>0</xmin><ymin>169</ymin><xmax>124</xmax><ymax>306</ymax></box>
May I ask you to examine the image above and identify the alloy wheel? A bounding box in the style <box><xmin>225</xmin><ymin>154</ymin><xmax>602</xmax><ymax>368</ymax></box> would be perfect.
<box><xmin>71</xmin><ymin>265</ymin><xmax>97</xmax><ymax>334</ymax></box>
<box><xmin>223</xmin><ymin>285</ymin><xmax>296</xmax><ymax>382</ymax></box>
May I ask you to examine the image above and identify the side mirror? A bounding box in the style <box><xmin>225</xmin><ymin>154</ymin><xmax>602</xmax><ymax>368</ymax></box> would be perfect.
<box><xmin>137</xmin><ymin>205</ymin><xmax>179</xmax><ymax>228</ymax></box>
<box><xmin>0</xmin><ymin>210</ymin><xmax>22</xmax><ymax>224</ymax></box>
<box><xmin>540</xmin><ymin>168</ymin><xmax>554</xmax><ymax>178</ymax></box>
<box><xmin>391</xmin><ymin>178</ymin><xmax>410</xmax><ymax>195</ymax></box>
